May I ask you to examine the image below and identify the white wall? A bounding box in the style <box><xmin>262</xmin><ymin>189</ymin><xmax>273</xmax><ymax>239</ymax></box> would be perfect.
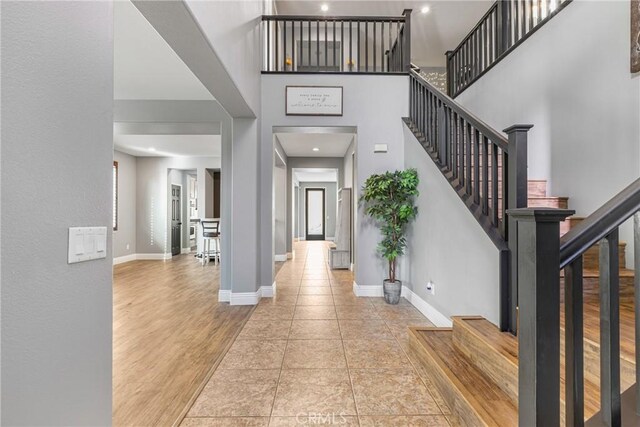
<box><xmin>114</xmin><ymin>150</ymin><xmax>137</xmax><ymax>259</ymax></box>
<box><xmin>1</xmin><ymin>2</ymin><xmax>113</xmax><ymax>424</ymax></box>
<box><xmin>403</xmin><ymin>124</ymin><xmax>501</xmax><ymax>325</ymax></box>
<box><xmin>261</xmin><ymin>74</ymin><xmax>408</xmax><ymax>289</ymax></box>
<box><xmin>456</xmin><ymin>0</ymin><xmax>640</xmax><ymax>265</ymax></box>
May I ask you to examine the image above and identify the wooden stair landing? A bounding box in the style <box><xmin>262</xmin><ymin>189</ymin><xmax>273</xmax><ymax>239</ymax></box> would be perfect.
<box><xmin>409</xmin><ymin>313</ymin><xmax>637</xmax><ymax>426</ymax></box>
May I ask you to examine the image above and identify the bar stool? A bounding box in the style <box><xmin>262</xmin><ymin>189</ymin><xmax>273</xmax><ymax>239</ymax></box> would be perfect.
<box><xmin>201</xmin><ymin>220</ymin><xmax>220</xmax><ymax>265</ymax></box>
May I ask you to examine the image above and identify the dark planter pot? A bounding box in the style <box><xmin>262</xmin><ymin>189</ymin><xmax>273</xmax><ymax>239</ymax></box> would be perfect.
<box><xmin>383</xmin><ymin>279</ymin><xmax>402</xmax><ymax>304</ymax></box>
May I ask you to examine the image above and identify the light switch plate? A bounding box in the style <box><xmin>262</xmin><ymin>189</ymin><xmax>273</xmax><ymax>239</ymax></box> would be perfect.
<box><xmin>374</xmin><ymin>144</ymin><xmax>388</xmax><ymax>153</ymax></box>
<box><xmin>68</xmin><ymin>226</ymin><xmax>107</xmax><ymax>264</ymax></box>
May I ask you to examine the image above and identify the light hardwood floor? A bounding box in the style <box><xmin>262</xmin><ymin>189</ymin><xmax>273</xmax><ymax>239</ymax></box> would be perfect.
<box><xmin>113</xmin><ymin>255</ymin><xmax>253</xmax><ymax>426</ymax></box>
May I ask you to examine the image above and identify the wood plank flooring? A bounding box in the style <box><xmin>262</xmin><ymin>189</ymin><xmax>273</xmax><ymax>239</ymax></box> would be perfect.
<box><xmin>113</xmin><ymin>255</ymin><xmax>253</xmax><ymax>426</ymax></box>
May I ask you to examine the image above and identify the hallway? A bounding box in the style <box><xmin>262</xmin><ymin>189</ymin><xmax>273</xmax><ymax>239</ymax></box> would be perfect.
<box><xmin>181</xmin><ymin>241</ymin><xmax>448</xmax><ymax>426</ymax></box>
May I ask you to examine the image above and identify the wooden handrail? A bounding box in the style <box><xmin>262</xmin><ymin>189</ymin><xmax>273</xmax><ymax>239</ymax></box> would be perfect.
<box><xmin>560</xmin><ymin>178</ymin><xmax>640</xmax><ymax>269</ymax></box>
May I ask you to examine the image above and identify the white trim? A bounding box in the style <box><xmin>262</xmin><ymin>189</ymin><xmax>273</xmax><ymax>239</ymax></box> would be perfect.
<box><xmin>326</xmin><ymin>236</ymin><xmax>335</xmax><ymax>241</ymax></box>
<box><xmin>262</xmin><ymin>281</ymin><xmax>276</xmax><ymax>298</ymax></box>
<box><xmin>402</xmin><ymin>285</ymin><xmax>452</xmax><ymax>327</ymax></box>
<box><xmin>228</xmin><ymin>283</ymin><xmax>276</xmax><ymax>305</ymax></box>
<box><xmin>352</xmin><ymin>281</ymin><xmax>384</xmax><ymax>297</ymax></box>
<box><xmin>230</xmin><ymin>290</ymin><xmax>261</xmax><ymax>305</ymax></box>
<box><xmin>181</xmin><ymin>247</ymin><xmax>191</xmax><ymax>254</ymax></box>
<box><xmin>113</xmin><ymin>254</ymin><xmax>136</xmax><ymax>265</ymax></box>
<box><xmin>136</xmin><ymin>253</ymin><xmax>170</xmax><ymax>261</ymax></box>
<box><xmin>218</xmin><ymin>289</ymin><xmax>231</xmax><ymax>302</ymax></box>
<box><xmin>274</xmin><ymin>254</ymin><xmax>287</xmax><ymax>262</ymax></box>
<box><xmin>350</xmin><ymin>263</ymin><xmax>354</xmax><ymax>271</ymax></box>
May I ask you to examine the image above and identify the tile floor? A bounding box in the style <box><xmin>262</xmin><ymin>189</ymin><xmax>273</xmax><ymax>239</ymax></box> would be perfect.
<box><xmin>181</xmin><ymin>241</ymin><xmax>451</xmax><ymax>426</ymax></box>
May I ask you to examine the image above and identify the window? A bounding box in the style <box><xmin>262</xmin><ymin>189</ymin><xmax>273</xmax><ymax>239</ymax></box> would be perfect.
<box><xmin>113</xmin><ymin>161</ymin><xmax>118</xmax><ymax>231</ymax></box>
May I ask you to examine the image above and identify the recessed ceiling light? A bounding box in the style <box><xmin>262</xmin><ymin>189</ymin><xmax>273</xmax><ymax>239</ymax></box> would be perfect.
<box><xmin>320</xmin><ymin>4</ymin><xmax>329</xmax><ymax>12</ymax></box>
<box><xmin>421</xmin><ymin>5</ymin><xmax>430</xmax><ymax>14</ymax></box>
<box><xmin>148</xmin><ymin>147</ymin><xmax>156</xmax><ymax>152</ymax></box>
<box><xmin>312</xmin><ymin>147</ymin><xmax>320</xmax><ymax>152</ymax></box>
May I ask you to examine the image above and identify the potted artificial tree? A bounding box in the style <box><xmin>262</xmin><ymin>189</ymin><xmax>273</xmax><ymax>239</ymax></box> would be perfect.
<box><xmin>360</xmin><ymin>169</ymin><xmax>419</xmax><ymax>304</ymax></box>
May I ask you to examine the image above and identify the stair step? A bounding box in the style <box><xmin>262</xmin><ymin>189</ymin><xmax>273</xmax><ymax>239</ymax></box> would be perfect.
<box><xmin>408</xmin><ymin>327</ymin><xmax>518</xmax><ymax>427</ymax></box>
<box><xmin>527</xmin><ymin>196</ymin><xmax>569</xmax><ymax>209</ymax></box>
<box><xmin>409</xmin><ymin>316</ymin><xmax>616</xmax><ymax>426</ymax></box>
<box><xmin>560</xmin><ymin>216</ymin><xmax>585</xmax><ymax>236</ymax></box>
<box><xmin>452</xmin><ymin>316</ymin><xmax>518</xmax><ymax>403</ymax></box>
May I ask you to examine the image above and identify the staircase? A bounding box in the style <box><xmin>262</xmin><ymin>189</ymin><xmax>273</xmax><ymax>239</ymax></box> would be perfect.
<box><xmin>408</xmin><ymin>314</ymin><xmax>636</xmax><ymax>426</ymax></box>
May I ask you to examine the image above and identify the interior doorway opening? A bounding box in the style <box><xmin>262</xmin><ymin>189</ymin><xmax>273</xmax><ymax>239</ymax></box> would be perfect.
<box><xmin>305</xmin><ymin>187</ymin><xmax>326</xmax><ymax>240</ymax></box>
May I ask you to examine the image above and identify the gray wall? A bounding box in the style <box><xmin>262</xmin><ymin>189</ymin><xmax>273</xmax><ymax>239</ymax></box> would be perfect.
<box><xmin>136</xmin><ymin>156</ymin><xmax>221</xmax><ymax>255</ymax></box>
<box><xmin>403</xmin><ymin>124</ymin><xmax>501</xmax><ymax>325</ymax></box>
<box><xmin>286</xmin><ymin>157</ymin><xmax>344</xmax><ymax>253</ymax></box>
<box><xmin>114</xmin><ymin>150</ymin><xmax>137</xmax><ymax>259</ymax></box>
<box><xmin>262</xmin><ymin>74</ymin><xmax>408</xmax><ymax>289</ymax></box>
<box><xmin>298</xmin><ymin>182</ymin><xmax>338</xmax><ymax>239</ymax></box>
<box><xmin>456</xmin><ymin>0</ymin><xmax>640</xmax><ymax>266</ymax></box>
<box><xmin>1</xmin><ymin>2</ymin><xmax>113</xmax><ymax>424</ymax></box>
<box><xmin>274</xmin><ymin>165</ymin><xmax>287</xmax><ymax>257</ymax></box>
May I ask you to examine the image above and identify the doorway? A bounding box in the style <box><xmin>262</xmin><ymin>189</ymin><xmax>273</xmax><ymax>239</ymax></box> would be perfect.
<box><xmin>171</xmin><ymin>184</ymin><xmax>182</xmax><ymax>256</ymax></box>
<box><xmin>305</xmin><ymin>188</ymin><xmax>325</xmax><ymax>240</ymax></box>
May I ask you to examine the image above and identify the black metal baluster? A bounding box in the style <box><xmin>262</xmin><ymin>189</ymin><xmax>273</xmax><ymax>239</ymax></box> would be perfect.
<box><xmin>482</xmin><ymin>136</ymin><xmax>489</xmax><ymax>215</ymax></box>
<box><xmin>565</xmin><ymin>256</ymin><xmax>584</xmax><ymax>427</ymax></box>
<box><xmin>349</xmin><ymin>21</ymin><xmax>352</xmax><ymax>72</ymax></box>
<box><xmin>501</xmin><ymin>150</ymin><xmax>508</xmax><ymax>235</ymax></box>
<box><xmin>275</xmin><ymin>20</ymin><xmax>279</xmax><ymax>71</ymax></box>
<box><xmin>474</xmin><ymin>129</ymin><xmax>480</xmax><ymax>205</ymax></box>
<box><xmin>492</xmin><ymin>145</ymin><xmax>499</xmax><ymax>226</ymax></box>
<box><xmin>308</xmin><ymin>20</ymin><xmax>312</xmax><ymax>70</ymax></box>
<box><xmin>599</xmin><ymin>230</ymin><xmax>622</xmax><ymax>427</ymax></box>
<box><xmin>316</xmin><ymin>20</ymin><xmax>320</xmax><ymax>71</ymax></box>
<box><xmin>283</xmin><ymin>20</ymin><xmax>287</xmax><ymax>71</ymax></box>
<box><xmin>333</xmin><ymin>20</ymin><xmax>336</xmax><ymax>69</ymax></box>
<box><xmin>266</xmin><ymin>20</ymin><xmax>271</xmax><ymax>71</ymax></box>
<box><xmin>324</xmin><ymin>20</ymin><xmax>328</xmax><ymax>69</ymax></box>
<box><xmin>466</xmin><ymin>123</ymin><xmax>472</xmax><ymax>195</ymax></box>
<box><xmin>365</xmin><ymin>21</ymin><xmax>369</xmax><ymax>72</ymax></box>
<box><xmin>292</xmin><ymin>21</ymin><xmax>295</xmax><ymax>71</ymax></box>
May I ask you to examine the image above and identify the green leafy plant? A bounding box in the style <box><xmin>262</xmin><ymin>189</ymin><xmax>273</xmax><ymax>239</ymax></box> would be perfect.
<box><xmin>359</xmin><ymin>169</ymin><xmax>419</xmax><ymax>283</ymax></box>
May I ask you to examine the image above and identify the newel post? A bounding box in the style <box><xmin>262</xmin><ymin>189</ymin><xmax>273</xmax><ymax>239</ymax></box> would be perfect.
<box><xmin>445</xmin><ymin>50</ymin><xmax>454</xmax><ymax>97</ymax></box>
<box><xmin>507</xmin><ymin>208</ymin><xmax>574</xmax><ymax>427</ymax></box>
<box><xmin>504</xmin><ymin>124</ymin><xmax>532</xmax><ymax>333</ymax></box>
<box><xmin>402</xmin><ymin>9</ymin><xmax>412</xmax><ymax>72</ymax></box>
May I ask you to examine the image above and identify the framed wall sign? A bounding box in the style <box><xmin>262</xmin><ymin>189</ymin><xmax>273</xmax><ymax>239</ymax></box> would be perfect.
<box><xmin>285</xmin><ymin>86</ymin><xmax>343</xmax><ymax>116</ymax></box>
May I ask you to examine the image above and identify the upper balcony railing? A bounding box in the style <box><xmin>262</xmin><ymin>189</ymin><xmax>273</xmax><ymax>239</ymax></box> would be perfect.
<box><xmin>446</xmin><ymin>0</ymin><xmax>572</xmax><ymax>97</ymax></box>
<box><xmin>262</xmin><ymin>10</ymin><xmax>412</xmax><ymax>74</ymax></box>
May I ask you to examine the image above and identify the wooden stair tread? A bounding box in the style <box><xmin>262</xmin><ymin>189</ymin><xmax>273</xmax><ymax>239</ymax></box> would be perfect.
<box><xmin>457</xmin><ymin>317</ymin><xmax>603</xmax><ymax>419</ymax></box>
<box><xmin>410</xmin><ymin>327</ymin><xmax>518</xmax><ymax>427</ymax></box>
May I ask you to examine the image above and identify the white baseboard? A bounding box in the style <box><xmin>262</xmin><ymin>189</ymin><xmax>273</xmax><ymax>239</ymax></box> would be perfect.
<box><xmin>274</xmin><ymin>254</ymin><xmax>287</xmax><ymax>262</ymax></box>
<box><xmin>287</xmin><ymin>252</ymin><xmax>293</xmax><ymax>260</ymax></box>
<box><xmin>181</xmin><ymin>247</ymin><xmax>191</xmax><ymax>254</ymax></box>
<box><xmin>262</xmin><ymin>282</ymin><xmax>276</xmax><ymax>298</ymax></box>
<box><xmin>402</xmin><ymin>285</ymin><xmax>452</xmax><ymax>327</ymax></box>
<box><xmin>229</xmin><ymin>283</ymin><xmax>276</xmax><ymax>305</ymax></box>
<box><xmin>218</xmin><ymin>289</ymin><xmax>231</xmax><ymax>302</ymax></box>
<box><xmin>136</xmin><ymin>253</ymin><xmax>171</xmax><ymax>261</ymax></box>
<box><xmin>352</xmin><ymin>281</ymin><xmax>384</xmax><ymax>297</ymax></box>
<box><xmin>113</xmin><ymin>254</ymin><xmax>137</xmax><ymax>265</ymax></box>
<box><xmin>350</xmin><ymin>263</ymin><xmax>354</xmax><ymax>271</ymax></box>
<box><xmin>114</xmin><ymin>253</ymin><xmax>170</xmax><ymax>265</ymax></box>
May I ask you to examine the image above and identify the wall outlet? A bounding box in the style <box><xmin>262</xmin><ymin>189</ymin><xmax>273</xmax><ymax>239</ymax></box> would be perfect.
<box><xmin>126</xmin><ymin>244</ymin><xmax>130</xmax><ymax>250</ymax></box>
<box><xmin>426</xmin><ymin>281</ymin><xmax>435</xmax><ymax>295</ymax></box>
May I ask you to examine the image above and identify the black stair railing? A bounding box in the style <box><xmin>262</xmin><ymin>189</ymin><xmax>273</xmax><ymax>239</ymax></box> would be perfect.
<box><xmin>407</xmin><ymin>69</ymin><xmax>530</xmax><ymax>332</ymax></box>
<box><xmin>262</xmin><ymin>10</ymin><xmax>412</xmax><ymax>74</ymax></box>
<box><xmin>509</xmin><ymin>178</ymin><xmax>640</xmax><ymax>427</ymax></box>
<box><xmin>446</xmin><ymin>0</ymin><xmax>572</xmax><ymax>97</ymax></box>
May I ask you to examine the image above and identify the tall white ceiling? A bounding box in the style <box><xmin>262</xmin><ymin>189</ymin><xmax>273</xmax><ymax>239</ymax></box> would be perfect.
<box><xmin>114</xmin><ymin>0</ymin><xmax>214</xmax><ymax>100</ymax></box>
<box><xmin>274</xmin><ymin>0</ymin><xmax>493</xmax><ymax>68</ymax></box>
<box><xmin>277</xmin><ymin>132</ymin><xmax>354</xmax><ymax>157</ymax></box>
<box><xmin>114</xmin><ymin>134</ymin><xmax>221</xmax><ymax>157</ymax></box>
